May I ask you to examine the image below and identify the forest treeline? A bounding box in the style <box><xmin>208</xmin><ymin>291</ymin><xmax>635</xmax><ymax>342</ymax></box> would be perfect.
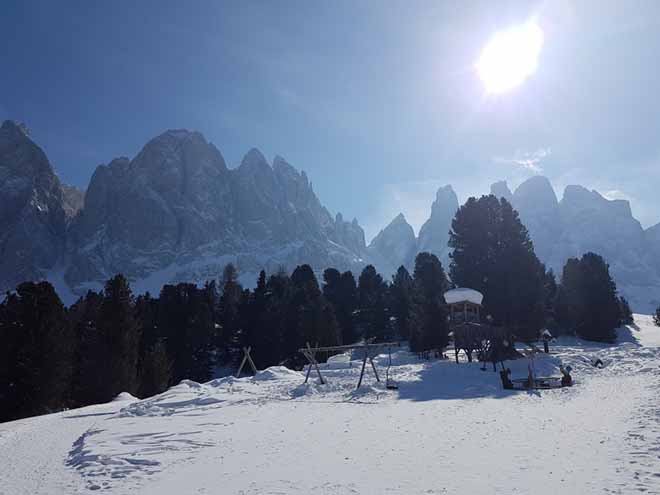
<box><xmin>0</xmin><ymin>195</ymin><xmax>633</xmax><ymax>422</ymax></box>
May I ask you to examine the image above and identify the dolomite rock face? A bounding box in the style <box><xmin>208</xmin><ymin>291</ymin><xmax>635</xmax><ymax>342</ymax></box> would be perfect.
<box><xmin>416</xmin><ymin>185</ymin><xmax>459</xmax><ymax>266</ymax></box>
<box><xmin>368</xmin><ymin>213</ymin><xmax>417</xmax><ymax>275</ymax></box>
<box><xmin>62</xmin><ymin>130</ymin><xmax>369</xmax><ymax>294</ymax></box>
<box><xmin>0</xmin><ymin>120</ymin><xmax>67</xmax><ymax>291</ymax></box>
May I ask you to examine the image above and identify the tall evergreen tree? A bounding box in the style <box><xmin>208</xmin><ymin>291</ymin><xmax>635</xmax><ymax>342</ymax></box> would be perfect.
<box><xmin>449</xmin><ymin>195</ymin><xmax>546</xmax><ymax>340</ymax></box>
<box><xmin>96</xmin><ymin>275</ymin><xmax>141</xmax><ymax>400</ymax></box>
<box><xmin>218</xmin><ymin>263</ymin><xmax>243</xmax><ymax>353</ymax></box>
<box><xmin>322</xmin><ymin>268</ymin><xmax>358</xmax><ymax>344</ymax></box>
<box><xmin>357</xmin><ymin>265</ymin><xmax>391</xmax><ymax>341</ymax></box>
<box><xmin>158</xmin><ymin>283</ymin><xmax>215</xmax><ymax>383</ymax></box>
<box><xmin>409</xmin><ymin>253</ymin><xmax>450</xmax><ymax>352</ymax></box>
<box><xmin>258</xmin><ymin>270</ymin><xmax>293</xmax><ymax>367</ymax></box>
<box><xmin>557</xmin><ymin>253</ymin><xmax>620</xmax><ymax>342</ymax></box>
<box><xmin>390</xmin><ymin>265</ymin><xmax>414</xmax><ymax>341</ymax></box>
<box><xmin>0</xmin><ymin>282</ymin><xmax>73</xmax><ymax>421</ymax></box>
<box><xmin>654</xmin><ymin>306</ymin><xmax>660</xmax><ymax>327</ymax></box>
<box><xmin>289</xmin><ymin>265</ymin><xmax>340</xmax><ymax>354</ymax></box>
<box><xmin>69</xmin><ymin>290</ymin><xmax>104</xmax><ymax>406</ymax></box>
<box><xmin>138</xmin><ymin>341</ymin><xmax>173</xmax><ymax>398</ymax></box>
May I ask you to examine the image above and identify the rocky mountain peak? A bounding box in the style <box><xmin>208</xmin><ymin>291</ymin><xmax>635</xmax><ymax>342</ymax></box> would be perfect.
<box><xmin>0</xmin><ymin>120</ymin><xmax>67</xmax><ymax>292</ymax></box>
<box><xmin>368</xmin><ymin>213</ymin><xmax>416</xmax><ymax>273</ymax></box>
<box><xmin>240</xmin><ymin>148</ymin><xmax>270</xmax><ymax>173</ymax></box>
<box><xmin>514</xmin><ymin>176</ymin><xmax>559</xmax><ymax>211</ymax></box>
<box><xmin>417</xmin><ymin>185</ymin><xmax>459</xmax><ymax>266</ymax></box>
<box><xmin>490</xmin><ymin>180</ymin><xmax>513</xmax><ymax>201</ymax></box>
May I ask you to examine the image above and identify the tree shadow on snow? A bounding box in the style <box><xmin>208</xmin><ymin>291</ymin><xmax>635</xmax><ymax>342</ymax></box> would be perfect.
<box><xmin>396</xmin><ymin>361</ymin><xmax>517</xmax><ymax>402</ymax></box>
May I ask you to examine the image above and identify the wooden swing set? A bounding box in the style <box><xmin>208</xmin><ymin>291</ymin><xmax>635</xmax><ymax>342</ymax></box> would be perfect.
<box><xmin>298</xmin><ymin>341</ymin><xmax>400</xmax><ymax>389</ymax></box>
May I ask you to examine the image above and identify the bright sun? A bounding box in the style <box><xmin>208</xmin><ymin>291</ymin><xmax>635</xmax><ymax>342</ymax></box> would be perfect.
<box><xmin>476</xmin><ymin>21</ymin><xmax>544</xmax><ymax>94</ymax></box>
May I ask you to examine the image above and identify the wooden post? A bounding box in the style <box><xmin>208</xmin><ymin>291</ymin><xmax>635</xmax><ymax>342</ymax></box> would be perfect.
<box><xmin>369</xmin><ymin>356</ymin><xmax>381</xmax><ymax>382</ymax></box>
<box><xmin>303</xmin><ymin>349</ymin><xmax>313</xmax><ymax>383</ymax></box>
<box><xmin>357</xmin><ymin>348</ymin><xmax>369</xmax><ymax>389</ymax></box>
<box><xmin>245</xmin><ymin>347</ymin><xmax>258</xmax><ymax>374</ymax></box>
<box><xmin>305</xmin><ymin>342</ymin><xmax>325</xmax><ymax>385</ymax></box>
<box><xmin>236</xmin><ymin>347</ymin><xmax>258</xmax><ymax>378</ymax></box>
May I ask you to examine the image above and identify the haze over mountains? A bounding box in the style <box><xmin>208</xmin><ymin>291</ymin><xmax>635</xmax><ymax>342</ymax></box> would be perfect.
<box><xmin>1</xmin><ymin>119</ymin><xmax>659</xmax><ymax>311</ymax></box>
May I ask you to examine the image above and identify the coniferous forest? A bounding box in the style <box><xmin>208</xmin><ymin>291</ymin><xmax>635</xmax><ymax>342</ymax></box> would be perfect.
<box><xmin>0</xmin><ymin>196</ymin><xmax>629</xmax><ymax>422</ymax></box>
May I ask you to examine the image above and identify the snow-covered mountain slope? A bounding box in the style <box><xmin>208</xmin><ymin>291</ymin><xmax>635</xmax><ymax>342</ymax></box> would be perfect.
<box><xmin>0</xmin><ymin>122</ymin><xmax>370</xmax><ymax>300</ymax></box>
<box><xmin>2</xmin><ymin>316</ymin><xmax>659</xmax><ymax>494</ymax></box>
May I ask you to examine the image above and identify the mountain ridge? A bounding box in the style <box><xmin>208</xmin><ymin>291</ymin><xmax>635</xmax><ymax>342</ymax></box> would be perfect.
<box><xmin>1</xmin><ymin>120</ymin><xmax>659</xmax><ymax>311</ymax></box>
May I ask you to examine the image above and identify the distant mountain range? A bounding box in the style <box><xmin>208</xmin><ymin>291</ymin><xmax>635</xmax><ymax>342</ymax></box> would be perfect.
<box><xmin>1</xmin><ymin>120</ymin><xmax>659</xmax><ymax>311</ymax></box>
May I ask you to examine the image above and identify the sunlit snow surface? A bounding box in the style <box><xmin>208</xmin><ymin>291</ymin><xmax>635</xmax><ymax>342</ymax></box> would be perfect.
<box><xmin>1</xmin><ymin>316</ymin><xmax>659</xmax><ymax>494</ymax></box>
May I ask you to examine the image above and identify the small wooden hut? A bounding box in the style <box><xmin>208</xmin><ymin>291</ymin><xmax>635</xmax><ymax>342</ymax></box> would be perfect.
<box><xmin>444</xmin><ymin>288</ymin><xmax>483</xmax><ymax>324</ymax></box>
<box><xmin>445</xmin><ymin>288</ymin><xmax>514</xmax><ymax>369</ymax></box>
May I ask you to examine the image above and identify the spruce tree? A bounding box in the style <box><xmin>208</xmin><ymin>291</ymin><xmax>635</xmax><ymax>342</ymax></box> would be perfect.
<box><xmin>409</xmin><ymin>253</ymin><xmax>449</xmax><ymax>352</ymax></box>
<box><xmin>218</xmin><ymin>263</ymin><xmax>243</xmax><ymax>354</ymax></box>
<box><xmin>70</xmin><ymin>290</ymin><xmax>104</xmax><ymax>406</ymax></box>
<box><xmin>290</xmin><ymin>265</ymin><xmax>340</xmax><ymax>354</ymax></box>
<box><xmin>322</xmin><ymin>268</ymin><xmax>358</xmax><ymax>345</ymax></box>
<box><xmin>243</xmin><ymin>270</ymin><xmax>271</xmax><ymax>367</ymax></box>
<box><xmin>357</xmin><ymin>265</ymin><xmax>391</xmax><ymax>341</ymax></box>
<box><xmin>158</xmin><ymin>283</ymin><xmax>215</xmax><ymax>383</ymax></box>
<box><xmin>654</xmin><ymin>306</ymin><xmax>660</xmax><ymax>327</ymax></box>
<box><xmin>449</xmin><ymin>195</ymin><xmax>546</xmax><ymax>340</ymax></box>
<box><xmin>557</xmin><ymin>253</ymin><xmax>620</xmax><ymax>342</ymax></box>
<box><xmin>138</xmin><ymin>341</ymin><xmax>173</xmax><ymax>398</ymax></box>
<box><xmin>391</xmin><ymin>265</ymin><xmax>414</xmax><ymax>341</ymax></box>
<box><xmin>96</xmin><ymin>275</ymin><xmax>141</xmax><ymax>400</ymax></box>
<box><xmin>0</xmin><ymin>282</ymin><xmax>73</xmax><ymax>421</ymax></box>
<box><xmin>259</xmin><ymin>270</ymin><xmax>292</xmax><ymax>366</ymax></box>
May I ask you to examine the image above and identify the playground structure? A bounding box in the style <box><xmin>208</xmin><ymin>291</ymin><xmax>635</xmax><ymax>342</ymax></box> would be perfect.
<box><xmin>299</xmin><ymin>341</ymin><xmax>400</xmax><ymax>389</ymax></box>
<box><xmin>445</xmin><ymin>288</ymin><xmax>514</xmax><ymax>370</ymax></box>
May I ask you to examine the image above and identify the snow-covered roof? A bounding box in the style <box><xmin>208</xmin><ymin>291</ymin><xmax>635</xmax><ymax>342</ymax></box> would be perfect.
<box><xmin>444</xmin><ymin>288</ymin><xmax>483</xmax><ymax>305</ymax></box>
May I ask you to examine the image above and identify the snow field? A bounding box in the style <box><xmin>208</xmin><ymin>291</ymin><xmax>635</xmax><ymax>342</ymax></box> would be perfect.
<box><xmin>0</xmin><ymin>317</ymin><xmax>659</xmax><ymax>494</ymax></box>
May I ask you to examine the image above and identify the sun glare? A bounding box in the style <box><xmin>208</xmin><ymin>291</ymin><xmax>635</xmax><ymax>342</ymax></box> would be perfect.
<box><xmin>476</xmin><ymin>21</ymin><xmax>544</xmax><ymax>94</ymax></box>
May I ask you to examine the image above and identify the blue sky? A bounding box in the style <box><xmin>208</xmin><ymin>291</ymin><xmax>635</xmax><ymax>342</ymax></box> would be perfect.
<box><xmin>2</xmin><ymin>0</ymin><xmax>660</xmax><ymax>239</ymax></box>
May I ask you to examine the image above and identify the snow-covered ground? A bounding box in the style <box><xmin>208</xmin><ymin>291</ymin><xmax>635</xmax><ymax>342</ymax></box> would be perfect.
<box><xmin>1</xmin><ymin>316</ymin><xmax>659</xmax><ymax>495</ymax></box>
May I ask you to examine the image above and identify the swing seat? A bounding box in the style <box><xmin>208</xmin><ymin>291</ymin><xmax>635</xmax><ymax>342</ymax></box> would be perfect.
<box><xmin>386</xmin><ymin>381</ymin><xmax>399</xmax><ymax>390</ymax></box>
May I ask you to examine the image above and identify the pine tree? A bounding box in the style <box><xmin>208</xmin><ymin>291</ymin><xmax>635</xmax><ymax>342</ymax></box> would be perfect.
<box><xmin>96</xmin><ymin>275</ymin><xmax>141</xmax><ymax>400</ymax></box>
<box><xmin>654</xmin><ymin>307</ymin><xmax>660</xmax><ymax>327</ymax></box>
<box><xmin>289</xmin><ymin>265</ymin><xmax>340</xmax><ymax>354</ymax></box>
<box><xmin>158</xmin><ymin>283</ymin><xmax>215</xmax><ymax>383</ymax></box>
<box><xmin>138</xmin><ymin>341</ymin><xmax>173</xmax><ymax>398</ymax></box>
<box><xmin>70</xmin><ymin>290</ymin><xmax>104</xmax><ymax>406</ymax></box>
<box><xmin>218</xmin><ymin>263</ymin><xmax>243</xmax><ymax>355</ymax></box>
<box><xmin>0</xmin><ymin>282</ymin><xmax>73</xmax><ymax>421</ymax></box>
<box><xmin>322</xmin><ymin>268</ymin><xmax>358</xmax><ymax>344</ymax></box>
<box><xmin>243</xmin><ymin>271</ymin><xmax>271</xmax><ymax>368</ymax></box>
<box><xmin>409</xmin><ymin>253</ymin><xmax>449</xmax><ymax>352</ymax></box>
<box><xmin>449</xmin><ymin>195</ymin><xmax>546</xmax><ymax>340</ymax></box>
<box><xmin>557</xmin><ymin>253</ymin><xmax>620</xmax><ymax>342</ymax></box>
<box><xmin>390</xmin><ymin>265</ymin><xmax>414</xmax><ymax>341</ymax></box>
<box><xmin>259</xmin><ymin>270</ymin><xmax>292</xmax><ymax>367</ymax></box>
<box><xmin>357</xmin><ymin>265</ymin><xmax>391</xmax><ymax>341</ymax></box>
